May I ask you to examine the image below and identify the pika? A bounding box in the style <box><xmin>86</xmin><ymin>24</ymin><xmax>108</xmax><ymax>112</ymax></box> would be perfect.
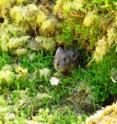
<box><xmin>54</xmin><ymin>47</ymin><xmax>82</xmax><ymax>73</ymax></box>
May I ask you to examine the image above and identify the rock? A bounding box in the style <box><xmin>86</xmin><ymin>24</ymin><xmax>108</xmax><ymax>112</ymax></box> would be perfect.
<box><xmin>50</xmin><ymin>77</ymin><xmax>60</xmax><ymax>86</ymax></box>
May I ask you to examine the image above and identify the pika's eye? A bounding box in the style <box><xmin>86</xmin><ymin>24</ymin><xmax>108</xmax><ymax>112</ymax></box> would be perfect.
<box><xmin>72</xmin><ymin>52</ymin><xmax>77</xmax><ymax>58</ymax></box>
<box><xmin>63</xmin><ymin>58</ymin><xmax>68</xmax><ymax>62</ymax></box>
<box><xmin>57</xmin><ymin>62</ymin><xmax>59</xmax><ymax>67</ymax></box>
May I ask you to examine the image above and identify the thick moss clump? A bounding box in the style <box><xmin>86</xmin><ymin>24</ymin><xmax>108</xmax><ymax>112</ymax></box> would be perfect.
<box><xmin>86</xmin><ymin>102</ymin><xmax>117</xmax><ymax>124</ymax></box>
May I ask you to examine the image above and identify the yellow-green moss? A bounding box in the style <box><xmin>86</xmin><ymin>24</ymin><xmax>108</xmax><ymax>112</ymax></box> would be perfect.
<box><xmin>86</xmin><ymin>102</ymin><xmax>117</xmax><ymax>124</ymax></box>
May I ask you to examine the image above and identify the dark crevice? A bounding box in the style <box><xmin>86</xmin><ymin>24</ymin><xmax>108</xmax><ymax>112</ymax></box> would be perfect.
<box><xmin>0</xmin><ymin>17</ymin><xmax>4</xmax><ymax>23</ymax></box>
<box><xmin>102</xmin><ymin>94</ymin><xmax>117</xmax><ymax>107</ymax></box>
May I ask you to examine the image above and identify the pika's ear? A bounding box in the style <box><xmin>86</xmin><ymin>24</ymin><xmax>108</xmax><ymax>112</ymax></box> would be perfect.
<box><xmin>55</xmin><ymin>47</ymin><xmax>63</xmax><ymax>56</ymax></box>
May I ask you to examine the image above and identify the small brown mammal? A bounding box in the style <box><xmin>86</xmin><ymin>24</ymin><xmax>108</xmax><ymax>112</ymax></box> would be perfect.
<box><xmin>54</xmin><ymin>47</ymin><xmax>81</xmax><ymax>73</ymax></box>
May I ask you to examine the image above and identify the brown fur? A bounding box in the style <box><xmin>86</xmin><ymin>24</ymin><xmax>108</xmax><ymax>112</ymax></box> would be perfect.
<box><xmin>54</xmin><ymin>47</ymin><xmax>81</xmax><ymax>72</ymax></box>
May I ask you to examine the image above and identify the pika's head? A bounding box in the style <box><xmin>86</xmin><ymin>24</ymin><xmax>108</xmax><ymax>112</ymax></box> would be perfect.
<box><xmin>54</xmin><ymin>47</ymin><xmax>80</xmax><ymax>72</ymax></box>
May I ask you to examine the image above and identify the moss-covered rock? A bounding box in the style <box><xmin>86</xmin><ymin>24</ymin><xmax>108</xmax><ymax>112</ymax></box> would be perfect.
<box><xmin>86</xmin><ymin>102</ymin><xmax>117</xmax><ymax>124</ymax></box>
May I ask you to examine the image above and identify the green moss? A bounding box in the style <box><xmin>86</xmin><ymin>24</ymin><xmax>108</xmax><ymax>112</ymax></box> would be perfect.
<box><xmin>0</xmin><ymin>0</ymin><xmax>116</xmax><ymax>123</ymax></box>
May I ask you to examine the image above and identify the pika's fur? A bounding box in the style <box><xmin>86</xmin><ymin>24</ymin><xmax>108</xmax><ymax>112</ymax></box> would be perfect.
<box><xmin>54</xmin><ymin>47</ymin><xmax>81</xmax><ymax>72</ymax></box>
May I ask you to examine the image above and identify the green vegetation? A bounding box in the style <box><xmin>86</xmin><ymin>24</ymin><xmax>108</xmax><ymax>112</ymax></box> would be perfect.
<box><xmin>0</xmin><ymin>0</ymin><xmax>117</xmax><ymax>123</ymax></box>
